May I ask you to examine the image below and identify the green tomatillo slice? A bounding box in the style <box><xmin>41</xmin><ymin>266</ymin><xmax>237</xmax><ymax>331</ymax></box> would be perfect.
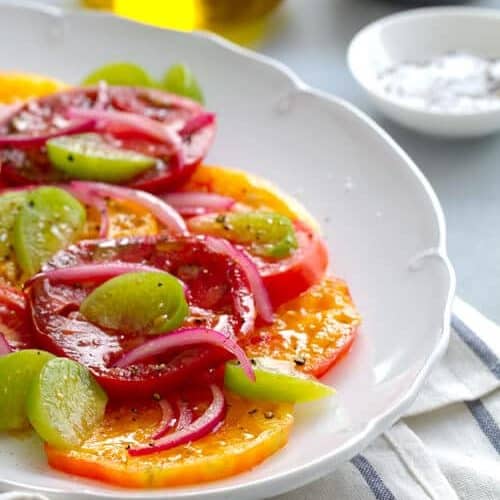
<box><xmin>46</xmin><ymin>133</ymin><xmax>156</xmax><ymax>183</ymax></box>
<box><xmin>0</xmin><ymin>349</ymin><xmax>55</xmax><ymax>431</ymax></box>
<box><xmin>0</xmin><ymin>191</ymin><xmax>27</xmax><ymax>262</ymax></box>
<box><xmin>188</xmin><ymin>211</ymin><xmax>298</xmax><ymax>258</ymax></box>
<box><xmin>13</xmin><ymin>186</ymin><xmax>86</xmax><ymax>276</ymax></box>
<box><xmin>224</xmin><ymin>357</ymin><xmax>335</xmax><ymax>403</ymax></box>
<box><xmin>162</xmin><ymin>63</ymin><xmax>204</xmax><ymax>103</ymax></box>
<box><xmin>26</xmin><ymin>358</ymin><xmax>108</xmax><ymax>448</ymax></box>
<box><xmin>80</xmin><ymin>271</ymin><xmax>189</xmax><ymax>335</ymax></box>
<box><xmin>82</xmin><ymin>62</ymin><xmax>153</xmax><ymax>87</ymax></box>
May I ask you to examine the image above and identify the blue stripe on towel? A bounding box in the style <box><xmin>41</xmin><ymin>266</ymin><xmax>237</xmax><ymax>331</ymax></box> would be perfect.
<box><xmin>465</xmin><ymin>399</ymin><xmax>500</xmax><ymax>455</ymax></box>
<box><xmin>452</xmin><ymin>315</ymin><xmax>500</xmax><ymax>379</ymax></box>
<box><xmin>351</xmin><ymin>454</ymin><xmax>397</xmax><ymax>500</ymax></box>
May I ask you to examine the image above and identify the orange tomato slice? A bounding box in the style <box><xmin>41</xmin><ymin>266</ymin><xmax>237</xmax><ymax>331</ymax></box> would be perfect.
<box><xmin>46</xmin><ymin>392</ymin><xmax>293</xmax><ymax>488</ymax></box>
<box><xmin>0</xmin><ymin>72</ymin><xmax>66</xmax><ymax>104</ymax></box>
<box><xmin>242</xmin><ymin>277</ymin><xmax>360</xmax><ymax>377</ymax></box>
<box><xmin>106</xmin><ymin>199</ymin><xmax>159</xmax><ymax>239</ymax></box>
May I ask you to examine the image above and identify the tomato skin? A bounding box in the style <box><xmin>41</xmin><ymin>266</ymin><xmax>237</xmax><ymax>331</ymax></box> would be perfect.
<box><xmin>0</xmin><ymin>285</ymin><xmax>33</xmax><ymax>350</ymax></box>
<box><xmin>27</xmin><ymin>236</ymin><xmax>253</xmax><ymax>399</ymax></box>
<box><xmin>129</xmin><ymin>157</ymin><xmax>199</xmax><ymax>194</ymax></box>
<box><xmin>254</xmin><ymin>223</ymin><xmax>329</xmax><ymax>308</ymax></box>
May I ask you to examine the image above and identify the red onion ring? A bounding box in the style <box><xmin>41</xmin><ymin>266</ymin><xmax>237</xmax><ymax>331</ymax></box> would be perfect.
<box><xmin>152</xmin><ymin>399</ymin><xmax>176</xmax><ymax>440</ymax></box>
<box><xmin>0</xmin><ymin>119</ymin><xmax>96</xmax><ymax>148</ymax></box>
<box><xmin>175</xmin><ymin>398</ymin><xmax>193</xmax><ymax>431</ymax></box>
<box><xmin>162</xmin><ymin>192</ymin><xmax>235</xmax><ymax>217</ymax></box>
<box><xmin>0</xmin><ymin>333</ymin><xmax>11</xmax><ymax>356</ymax></box>
<box><xmin>205</xmin><ymin>237</ymin><xmax>273</xmax><ymax>325</ymax></box>
<box><xmin>129</xmin><ymin>384</ymin><xmax>225</xmax><ymax>456</ymax></box>
<box><xmin>69</xmin><ymin>181</ymin><xmax>187</xmax><ymax>236</ymax></box>
<box><xmin>24</xmin><ymin>262</ymin><xmax>162</xmax><ymax>288</ymax></box>
<box><xmin>179</xmin><ymin>112</ymin><xmax>216</xmax><ymax>137</ymax></box>
<box><xmin>66</xmin><ymin>107</ymin><xmax>180</xmax><ymax>151</ymax></box>
<box><xmin>113</xmin><ymin>327</ymin><xmax>255</xmax><ymax>382</ymax></box>
<box><xmin>152</xmin><ymin>398</ymin><xmax>193</xmax><ymax>440</ymax></box>
<box><xmin>0</xmin><ymin>103</ymin><xmax>23</xmax><ymax>123</ymax></box>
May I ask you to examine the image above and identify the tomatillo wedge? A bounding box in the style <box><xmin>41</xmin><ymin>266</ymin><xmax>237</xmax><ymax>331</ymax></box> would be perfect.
<box><xmin>188</xmin><ymin>211</ymin><xmax>298</xmax><ymax>258</ymax></box>
<box><xmin>80</xmin><ymin>271</ymin><xmax>188</xmax><ymax>335</ymax></box>
<box><xmin>82</xmin><ymin>62</ymin><xmax>153</xmax><ymax>87</ymax></box>
<box><xmin>0</xmin><ymin>349</ymin><xmax>54</xmax><ymax>431</ymax></box>
<box><xmin>13</xmin><ymin>187</ymin><xmax>86</xmax><ymax>276</ymax></box>
<box><xmin>224</xmin><ymin>357</ymin><xmax>335</xmax><ymax>403</ymax></box>
<box><xmin>162</xmin><ymin>63</ymin><xmax>204</xmax><ymax>104</ymax></box>
<box><xmin>46</xmin><ymin>133</ymin><xmax>156</xmax><ymax>183</ymax></box>
<box><xmin>26</xmin><ymin>358</ymin><xmax>108</xmax><ymax>449</ymax></box>
<box><xmin>0</xmin><ymin>191</ymin><xmax>27</xmax><ymax>261</ymax></box>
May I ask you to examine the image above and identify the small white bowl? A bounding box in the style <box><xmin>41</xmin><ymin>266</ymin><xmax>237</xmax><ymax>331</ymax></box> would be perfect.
<box><xmin>348</xmin><ymin>7</ymin><xmax>500</xmax><ymax>138</ymax></box>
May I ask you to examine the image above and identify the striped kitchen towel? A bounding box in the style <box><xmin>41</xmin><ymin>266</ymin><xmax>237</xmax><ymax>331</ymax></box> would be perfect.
<box><xmin>280</xmin><ymin>297</ymin><xmax>500</xmax><ymax>500</ymax></box>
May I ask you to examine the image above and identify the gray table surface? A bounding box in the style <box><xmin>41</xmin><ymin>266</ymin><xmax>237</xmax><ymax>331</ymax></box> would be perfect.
<box><xmin>14</xmin><ymin>0</ymin><xmax>500</xmax><ymax>324</ymax></box>
<box><xmin>261</xmin><ymin>0</ymin><xmax>500</xmax><ymax>324</ymax></box>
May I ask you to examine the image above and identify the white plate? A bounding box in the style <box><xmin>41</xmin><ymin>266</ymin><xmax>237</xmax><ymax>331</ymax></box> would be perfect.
<box><xmin>348</xmin><ymin>7</ymin><xmax>500</xmax><ymax>138</ymax></box>
<box><xmin>0</xmin><ymin>2</ymin><xmax>455</xmax><ymax>499</ymax></box>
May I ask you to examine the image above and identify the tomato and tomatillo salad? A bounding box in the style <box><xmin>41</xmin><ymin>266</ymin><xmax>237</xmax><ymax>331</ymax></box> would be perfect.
<box><xmin>0</xmin><ymin>64</ymin><xmax>360</xmax><ymax>488</ymax></box>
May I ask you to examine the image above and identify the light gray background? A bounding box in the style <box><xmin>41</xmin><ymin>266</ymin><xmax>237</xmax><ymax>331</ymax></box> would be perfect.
<box><xmin>260</xmin><ymin>0</ymin><xmax>500</xmax><ymax>323</ymax></box>
<box><xmin>16</xmin><ymin>0</ymin><xmax>500</xmax><ymax>323</ymax></box>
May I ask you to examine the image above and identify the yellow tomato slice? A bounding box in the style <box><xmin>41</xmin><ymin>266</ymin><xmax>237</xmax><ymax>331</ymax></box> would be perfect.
<box><xmin>46</xmin><ymin>392</ymin><xmax>293</xmax><ymax>488</ymax></box>
<box><xmin>242</xmin><ymin>277</ymin><xmax>360</xmax><ymax>377</ymax></box>
<box><xmin>0</xmin><ymin>72</ymin><xmax>66</xmax><ymax>104</ymax></box>
<box><xmin>106</xmin><ymin>199</ymin><xmax>159</xmax><ymax>239</ymax></box>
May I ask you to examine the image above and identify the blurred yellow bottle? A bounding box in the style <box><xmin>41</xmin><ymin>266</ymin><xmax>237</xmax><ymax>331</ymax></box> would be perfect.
<box><xmin>81</xmin><ymin>0</ymin><xmax>283</xmax><ymax>46</ymax></box>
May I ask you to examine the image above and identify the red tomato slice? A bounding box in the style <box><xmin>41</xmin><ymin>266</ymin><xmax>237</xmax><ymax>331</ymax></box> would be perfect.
<box><xmin>0</xmin><ymin>285</ymin><xmax>33</xmax><ymax>350</ymax></box>
<box><xmin>0</xmin><ymin>86</ymin><xmax>215</xmax><ymax>192</ymax></box>
<box><xmin>249</xmin><ymin>222</ymin><xmax>328</xmax><ymax>308</ymax></box>
<box><xmin>27</xmin><ymin>236</ymin><xmax>253</xmax><ymax>399</ymax></box>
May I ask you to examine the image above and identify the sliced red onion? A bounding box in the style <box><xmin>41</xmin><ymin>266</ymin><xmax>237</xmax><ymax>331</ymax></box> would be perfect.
<box><xmin>162</xmin><ymin>192</ymin><xmax>235</xmax><ymax>217</ymax></box>
<box><xmin>63</xmin><ymin>184</ymin><xmax>109</xmax><ymax>238</ymax></box>
<box><xmin>175</xmin><ymin>398</ymin><xmax>193</xmax><ymax>431</ymax></box>
<box><xmin>152</xmin><ymin>399</ymin><xmax>175</xmax><ymax>440</ymax></box>
<box><xmin>0</xmin><ymin>333</ymin><xmax>11</xmax><ymax>356</ymax></box>
<box><xmin>129</xmin><ymin>384</ymin><xmax>225</xmax><ymax>456</ymax></box>
<box><xmin>152</xmin><ymin>397</ymin><xmax>193</xmax><ymax>440</ymax></box>
<box><xmin>205</xmin><ymin>237</ymin><xmax>273</xmax><ymax>325</ymax></box>
<box><xmin>0</xmin><ymin>119</ymin><xmax>96</xmax><ymax>147</ymax></box>
<box><xmin>179</xmin><ymin>112</ymin><xmax>216</xmax><ymax>137</ymax></box>
<box><xmin>70</xmin><ymin>181</ymin><xmax>187</xmax><ymax>236</ymax></box>
<box><xmin>0</xmin><ymin>103</ymin><xmax>23</xmax><ymax>122</ymax></box>
<box><xmin>113</xmin><ymin>327</ymin><xmax>255</xmax><ymax>381</ymax></box>
<box><xmin>66</xmin><ymin>107</ymin><xmax>180</xmax><ymax>150</ymax></box>
<box><xmin>25</xmin><ymin>262</ymin><xmax>162</xmax><ymax>288</ymax></box>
